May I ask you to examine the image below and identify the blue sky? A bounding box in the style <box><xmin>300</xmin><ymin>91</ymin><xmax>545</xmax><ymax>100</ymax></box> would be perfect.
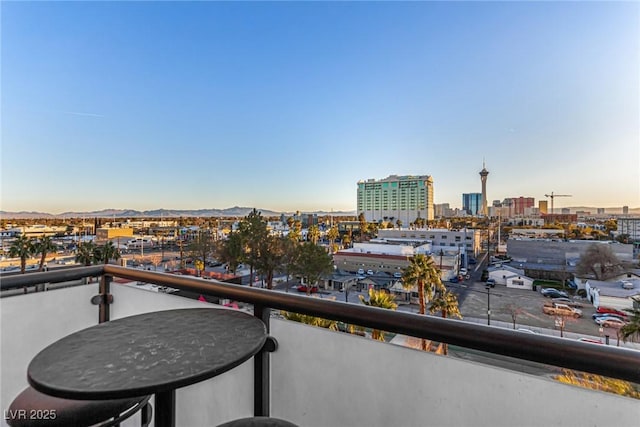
<box><xmin>2</xmin><ymin>1</ymin><xmax>638</xmax><ymax>214</ymax></box>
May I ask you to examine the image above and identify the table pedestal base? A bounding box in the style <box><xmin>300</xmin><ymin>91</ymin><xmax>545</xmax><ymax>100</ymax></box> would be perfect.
<box><xmin>154</xmin><ymin>390</ymin><xmax>175</xmax><ymax>427</ymax></box>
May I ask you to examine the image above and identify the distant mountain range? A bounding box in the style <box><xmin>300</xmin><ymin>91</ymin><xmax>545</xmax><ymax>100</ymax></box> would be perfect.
<box><xmin>1</xmin><ymin>206</ymin><xmax>638</xmax><ymax>219</ymax></box>
<box><xmin>0</xmin><ymin>207</ymin><xmax>358</xmax><ymax>219</ymax></box>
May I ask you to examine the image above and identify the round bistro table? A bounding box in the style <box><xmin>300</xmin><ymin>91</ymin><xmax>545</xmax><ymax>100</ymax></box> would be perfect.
<box><xmin>27</xmin><ymin>308</ymin><xmax>268</xmax><ymax>427</ymax></box>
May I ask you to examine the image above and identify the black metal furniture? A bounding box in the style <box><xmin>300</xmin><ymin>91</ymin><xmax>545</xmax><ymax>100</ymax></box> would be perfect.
<box><xmin>217</xmin><ymin>417</ymin><xmax>298</xmax><ymax>427</ymax></box>
<box><xmin>6</xmin><ymin>386</ymin><xmax>152</xmax><ymax>427</ymax></box>
<box><xmin>27</xmin><ymin>308</ymin><xmax>268</xmax><ymax>427</ymax></box>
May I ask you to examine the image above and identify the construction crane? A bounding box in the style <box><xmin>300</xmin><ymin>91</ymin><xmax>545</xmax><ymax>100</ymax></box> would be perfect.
<box><xmin>544</xmin><ymin>192</ymin><xmax>572</xmax><ymax>214</ymax></box>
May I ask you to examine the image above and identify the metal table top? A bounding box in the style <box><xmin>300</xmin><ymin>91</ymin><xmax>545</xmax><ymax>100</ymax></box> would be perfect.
<box><xmin>28</xmin><ymin>308</ymin><xmax>267</xmax><ymax>400</ymax></box>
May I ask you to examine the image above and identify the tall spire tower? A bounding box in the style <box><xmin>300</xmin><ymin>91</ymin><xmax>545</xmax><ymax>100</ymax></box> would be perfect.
<box><xmin>479</xmin><ymin>161</ymin><xmax>489</xmax><ymax>217</ymax></box>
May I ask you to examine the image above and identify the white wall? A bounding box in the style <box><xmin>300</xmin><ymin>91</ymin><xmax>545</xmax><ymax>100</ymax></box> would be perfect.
<box><xmin>270</xmin><ymin>319</ymin><xmax>639</xmax><ymax>427</ymax></box>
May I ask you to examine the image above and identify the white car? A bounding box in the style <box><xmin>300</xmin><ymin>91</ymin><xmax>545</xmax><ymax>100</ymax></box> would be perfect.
<box><xmin>459</xmin><ymin>268</ymin><xmax>468</xmax><ymax>276</ymax></box>
<box><xmin>595</xmin><ymin>316</ymin><xmax>626</xmax><ymax>327</ymax></box>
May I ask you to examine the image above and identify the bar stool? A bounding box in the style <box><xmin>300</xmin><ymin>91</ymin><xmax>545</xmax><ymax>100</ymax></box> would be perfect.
<box><xmin>6</xmin><ymin>386</ymin><xmax>152</xmax><ymax>427</ymax></box>
<box><xmin>217</xmin><ymin>417</ymin><xmax>298</xmax><ymax>427</ymax></box>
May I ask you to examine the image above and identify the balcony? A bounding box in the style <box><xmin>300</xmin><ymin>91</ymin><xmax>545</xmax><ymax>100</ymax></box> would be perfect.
<box><xmin>1</xmin><ymin>265</ymin><xmax>639</xmax><ymax>427</ymax></box>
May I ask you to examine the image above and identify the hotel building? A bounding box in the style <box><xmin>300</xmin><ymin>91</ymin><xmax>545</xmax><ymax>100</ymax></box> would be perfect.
<box><xmin>356</xmin><ymin>175</ymin><xmax>434</xmax><ymax>224</ymax></box>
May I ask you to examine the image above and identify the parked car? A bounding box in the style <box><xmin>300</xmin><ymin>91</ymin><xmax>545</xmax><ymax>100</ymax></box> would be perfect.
<box><xmin>459</xmin><ymin>268</ymin><xmax>468</xmax><ymax>276</ymax></box>
<box><xmin>357</xmin><ymin>268</ymin><xmax>365</xmax><ymax>275</ymax></box>
<box><xmin>598</xmin><ymin>318</ymin><xmax>627</xmax><ymax>329</ymax></box>
<box><xmin>542</xmin><ymin>302</ymin><xmax>582</xmax><ymax>318</ymax></box>
<box><xmin>366</xmin><ymin>270</ymin><xmax>374</xmax><ymax>275</ymax></box>
<box><xmin>468</xmin><ymin>258</ymin><xmax>477</xmax><ymax>264</ymax></box>
<box><xmin>593</xmin><ymin>313</ymin><xmax>622</xmax><ymax>322</ymax></box>
<box><xmin>393</xmin><ymin>272</ymin><xmax>402</xmax><ymax>278</ymax></box>
<box><xmin>517</xmin><ymin>328</ymin><xmax>538</xmax><ymax>334</ymax></box>
<box><xmin>541</xmin><ymin>288</ymin><xmax>569</xmax><ymax>298</ymax></box>
<box><xmin>296</xmin><ymin>285</ymin><xmax>319</xmax><ymax>294</ymax></box>
<box><xmin>591</xmin><ymin>314</ymin><xmax>627</xmax><ymax>325</ymax></box>
<box><xmin>551</xmin><ymin>297</ymin><xmax>583</xmax><ymax>308</ymax></box>
<box><xmin>485</xmin><ymin>279</ymin><xmax>496</xmax><ymax>288</ymax></box>
<box><xmin>596</xmin><ymin>306</ymin><xmax>628</xmax><ymax>318</ymax></box>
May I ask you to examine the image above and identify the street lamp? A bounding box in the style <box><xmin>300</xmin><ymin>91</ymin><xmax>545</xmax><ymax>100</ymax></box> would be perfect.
<box><xmin>486</xmin><ymin>284</ymin><xmax>491</xmax><ymax>325</ymax></box>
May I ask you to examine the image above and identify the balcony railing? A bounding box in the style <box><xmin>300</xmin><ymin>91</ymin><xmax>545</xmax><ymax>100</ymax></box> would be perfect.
<box><xmin>2</xmin><ymin>265</ymin><xmax>639</xmax><ymax>427</ymax></box>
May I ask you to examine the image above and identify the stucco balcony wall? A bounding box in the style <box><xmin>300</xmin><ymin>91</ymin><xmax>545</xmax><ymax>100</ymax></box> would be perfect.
<box><xmin>1</xmin><ymin>279</ymin><xmax>638</xmax><ymax>427</ymax></box>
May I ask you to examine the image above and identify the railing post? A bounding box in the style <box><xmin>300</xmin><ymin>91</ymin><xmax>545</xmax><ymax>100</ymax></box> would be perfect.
<box><xmin>254</xmin><ymin>304</ymin><xmax>270</xmax><ymax>417</ymax></box>
<box><xmin>98</xmin><ymin>274</ymin><xmax>112</xmax><ymax>324</ymax></box>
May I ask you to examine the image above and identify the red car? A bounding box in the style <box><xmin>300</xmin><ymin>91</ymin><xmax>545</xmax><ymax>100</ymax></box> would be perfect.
<box><xmin>596</xmin><ymin>306</ymin><xmax>628</xmax><ymax>318</ymax></box>
<box><xmin>296</xmin><ymin>285</ymin><xmax>318</xmax><ymax>293</ymax></box>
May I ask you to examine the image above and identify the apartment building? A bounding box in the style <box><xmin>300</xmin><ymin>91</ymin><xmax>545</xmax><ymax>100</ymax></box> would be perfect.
<box><xmin>617</xmin><ymin>217</ymin><xmax>640</xmax><ymax>241</ymax></box>
<box><xmin>356</xmin><ymin>175</ymin><xmax>434</xmax><ymax>224</ymax></box>
<box><xmin>377</xmin><ymin>228</ymin><xmax>482</xmax><ymax>257</ymax></box>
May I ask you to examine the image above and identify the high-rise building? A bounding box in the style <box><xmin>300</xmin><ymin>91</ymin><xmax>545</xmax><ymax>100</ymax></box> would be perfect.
<box><xmin>623</xmin><ymin>206</ymin><xmax>629</xmax><ymax>215</ymax></box>
<box><xmin>356</xmin><ymin>175</ymin><xmax>434</xmax><ymax>224</ymax></box>
<box><xmin>539</xmin><ymin>200</ymin><xmax>548</xmax><ymax>214</ymax></box>
<box><xmin>505</xmin><ymin>197</ymin><xmax>535</xmax><ymax>216</ymax></box>
<box><xmin>479</xmin><ymin>163</ymin><xmax>489</xmax><ymax>217</ymax></box>
<box><xmin>462</xmin><ymin>193</ymin><xmax>482</xmax><ymax>216</ymax></box>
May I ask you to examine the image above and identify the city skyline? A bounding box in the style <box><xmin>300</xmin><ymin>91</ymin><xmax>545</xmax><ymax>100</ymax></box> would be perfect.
<box><xmin>2</xmin><ymin>2</ymin><xmax>638</xmax><ymax>213</ymax></box>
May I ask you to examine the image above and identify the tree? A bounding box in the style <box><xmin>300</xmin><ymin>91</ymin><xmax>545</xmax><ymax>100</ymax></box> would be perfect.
<box><xmin>358</xmin><ymin>212</ymin><xmax>367</xmax><ymax>242</ymax></box>
<box><xmin>501</xmin><ymin>303</ymin><xmax>525</xmax><ymax>329</ymax></box>
<box><xmin>217</xmin><ymin>231</ymin><xmax>244</xmax><ymax>274</ymax></box>
<box><xmin>429</xmin><ymin>289</ymin><xmax>461</xmax><ymax>355</ymax></box>
<box><xmin>292</xmin><ymin>242</ymin><xmax>333</xmax><ymax>295</ymax></box>
<box><xmin>359</xmin><ymin>289</ymin><xmax>397</xmax><ymax>341</ymax></box>
<box><xmin>280</xmin><ymin>236</ymin><xmax>300</xmax><ymax>292</ymax></box>
<box><xmin>239</xmin><ymin>209</ymin><xmax>269</xmax><ymax>286</ymax></box>
<box><xmin>395</xmin><ymin>219</ymin><xmax>403</xmax><ymax>229</ymax></box>
<box><xmin>281</xmin><ymin>310</ymin><xmax>338</xmax><ymax>331</ymax></box>
<box><xmin>402</xmin><ymin>254</ymin><xmax>440</xmax><ymax>351</ymax></box>
<box><xmin>307</xmin><ymin>225</ymin><xmax>320</xmax><ymax>244</ymax></box>
<box><xmin>94</xmin><ymin>241</ymin><xmax>121</xmax><ymax>264</ymax></box>
<box><xmin>620</xmin><ymin>307</ymin><xmax>640</xmax><ymax>343</ymax></box>
<box><xmin>326</xmin><ymin>226</ymin><xmax>339</xmax><ymax>253</ymax></box>
<box><xmin>9</xmin><ymin>235</ymin><xmax>35</xmax><ymax>274</ymax></box>
<box><xmin>256</xmin><ymin>234</ymin><xmax>284</xmax><ymax>289</ymax></box>
<box><xmin>75</xmin><ymin>241</ymin><xmax>97</xmax><ymax>266</ymax></box>
<box><xmin>188</xmin><ymin>230</ymin><xmax>216</xmax><ymax>270</ymax></box>
<box><xmin>576</xmin><ymin>243</ymin><xmax>622</xmax><ymax>280</ymax></box>
<box><xmin>34</xmin><ymin>236</ymin><xmax>56</xmax><ymax>272</ymax></box>
<box><xmin>554</xmin><ymin>369</ymin><xmax>640</xmax><ymax>399</ymax></box>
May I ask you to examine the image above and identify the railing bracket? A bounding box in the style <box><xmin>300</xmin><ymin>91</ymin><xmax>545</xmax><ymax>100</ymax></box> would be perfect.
<box><xmin>262</xmin><ymin>336</ymin><xmax>278</xmax><ymax>353</ymax></box>
<box><xmin>91</xmin><ymin>294</ymin><xmax>113</xmax><ymax>305</ymax></box>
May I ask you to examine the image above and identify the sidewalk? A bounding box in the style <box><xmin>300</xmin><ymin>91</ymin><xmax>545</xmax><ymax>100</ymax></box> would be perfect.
<box><xmin>461</xmin><ymin>316</ymin><xmax>640</xmax><ymax>350</ymax></box>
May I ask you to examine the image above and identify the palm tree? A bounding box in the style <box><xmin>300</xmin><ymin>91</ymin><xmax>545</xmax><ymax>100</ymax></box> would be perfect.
<box><xmin>34</xmin><ymin>236</ymin><xmax>57</xmax><ymax>272</ymax></box>
<box><xmin>8</xmin><ymin>235</ymin><xmax>35</xmax><ymax>274</ymax></box>
<box><xmin>358</xmin><ymin>213</ymin><xmax>367</xmax><ymax>242</ymax></box>
<box><xmin>75</xmin><ymin>241</ymin><xmax>97</xmax><ymax>266</ymax></box>
<box><xmin>307</xmin><ymin>225</ymin><xmax>320</xmax><ymax>244</ymax></box>
<box><xmin>429</xmin><ymin>289</ymin><xmax>462</xmax><ymax>355</ymax></box>
<box><xmin>402</xmin><ymin>254</ymin><xmax>440</xmax><ymax>351</ymax></box>
<box><xmin>620</xmin><ymin>307</ymin><xmax>640</xmax><ymax>343</ymax></box>
<box><xmin>326</xmin><ymin>226</ymin><xmax>339</xmax><ymax>253</ymax></box>
<box><xmin>359</xmin><ymin>289</ymin><xmax>397</xmax><ymax>341</ymax></box>
<box><xmin>95</xmin><ymin>241</ymin><xmax>121</xmax><ymax>264</ymax></box>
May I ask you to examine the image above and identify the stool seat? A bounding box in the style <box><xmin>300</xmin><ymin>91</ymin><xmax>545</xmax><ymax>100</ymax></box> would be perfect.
<box><xmin>7</xmin><ymin>386</ymin><xmax>151</xmax><ymax>427</ymax></box>
<box><xmin>217</xmin><ymin>417</ymin><xmax>298</xmax><ymax>427</ymax></box>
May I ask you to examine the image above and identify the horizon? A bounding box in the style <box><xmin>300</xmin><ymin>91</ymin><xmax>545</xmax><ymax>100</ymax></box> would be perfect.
<box><xmin>2</xmin><ymin>204</ymin><xmax>639</xmax><ymax>219</ymax></box>
<box><xmin>2</xmin><ymin>2</ymin><xmax>638</xmax><ymax>212</ymax></box>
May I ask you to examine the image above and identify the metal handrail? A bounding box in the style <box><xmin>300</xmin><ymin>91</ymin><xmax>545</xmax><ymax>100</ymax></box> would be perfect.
<box><xmin>4</xmin><ymin>265</ymin><xmax>640</xmax><ymax>384</ymax></box>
